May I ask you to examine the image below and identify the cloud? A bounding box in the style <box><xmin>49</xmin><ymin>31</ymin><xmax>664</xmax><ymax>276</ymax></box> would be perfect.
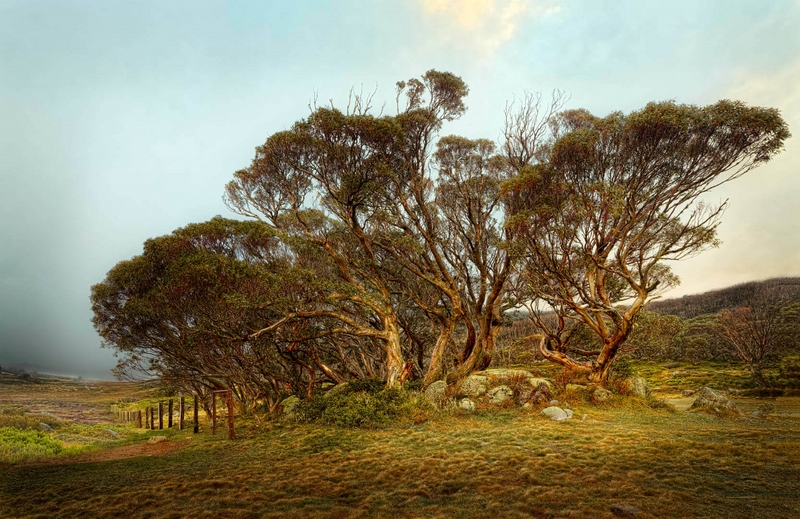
<box><xmin>417</xmin><ymin>0</ymin><xmax>561</xmax><ymax>56</ymax></box>
<box><xmin>668</xmin><ymin>60</ymin><xmax>800</xmax><ymax>297</ymax></box>
<box><xmin>726</xmin><ymin>60</ymin><xmax>800</xmax><ymax>125</ymax></box>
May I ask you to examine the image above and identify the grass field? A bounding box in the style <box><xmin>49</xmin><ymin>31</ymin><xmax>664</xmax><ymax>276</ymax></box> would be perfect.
<box><xmin>1</xmin><ymin>367</ymin><xmax>799</xmax><ymax>519</ymax></box>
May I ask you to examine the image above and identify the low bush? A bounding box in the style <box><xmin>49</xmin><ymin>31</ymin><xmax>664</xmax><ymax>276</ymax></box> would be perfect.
<box><xmin>606</xmin><ymin>358</ymin><xmax>634</xmax><ymax>394</ymax></box>
<box><xmin>553</xmin><ymin>368</ymin><xmax>588</xmax><ymax>392</ymax></box>
<box><xmin>775</xmin><ymin>355</ymin><xmax>800</xmax><ymax>388</ymax></box>
<box><xmin>293</xmin><ymin>383</ymin><xmax>434</xmax><ymax>428</ymax></box>
<box><xmin>402</xmin><ymin>379</ymin><xmax>423</xmax><ymax>392</ymax></box>
<box><xmin>0</xmin><ymin>427</ymin><xmax>64</xmax><ymax>463</ymax></box>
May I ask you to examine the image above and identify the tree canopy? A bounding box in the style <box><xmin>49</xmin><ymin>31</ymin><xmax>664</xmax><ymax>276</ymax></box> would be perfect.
<box><xmin>93</xmin><ymin>71</ymin><xmax>790</xmax><ymax>401</ymax></box>
<box><xmin>504</xmin><ymin>100</ymin><xmax>790</xmax><ymax>382</ymax></box>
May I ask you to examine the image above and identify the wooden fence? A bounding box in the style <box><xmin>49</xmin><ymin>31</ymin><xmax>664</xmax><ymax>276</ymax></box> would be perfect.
<box><xmin>111</xmin><ymin>390</ymin><xmax>235</xmax><ymax>439</ymax></box>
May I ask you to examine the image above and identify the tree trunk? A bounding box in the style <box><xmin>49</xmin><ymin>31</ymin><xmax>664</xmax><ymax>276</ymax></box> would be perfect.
<box><xmin>480</xmin><ymin>317</ymin><xmax>501</xmax><ymax>370</ymax></box>
<box><xmin>446</xmin><ymin>318</ymin><xmax>495</xmax><ymax>386</ymax></box>
<box><xmin>457</xmin><ymin>319</ymin><xmax>477</xmax><ymax>364</ymax></box>
<box><xmin>750</xmin><ymin>365</ymin><xmax>769</xmax><ymax>388</ymax></box>
<box><xmin>422</xmin><ymin>319</ymin><xmax>456</xmax><ymax>389</ymax></box>
<box><xmin>588</xmin><ymin>360</ymin><xmax>613</xmax><ymax>385</ymax></box>
<box><xmin>587</xmin><ymin>335</ymin><xmax>626</xmax><ymax>386</ymax></box>
<box><xmin>383</xmin><ymin>315</ymin><xmax>405</xmax><ymax>388</ymax></box>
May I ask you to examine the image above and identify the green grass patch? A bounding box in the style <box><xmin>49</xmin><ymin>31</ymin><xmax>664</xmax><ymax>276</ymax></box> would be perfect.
<box><xmin>0</xmin><ymin>428</ymin><xmax>69</xmax><ymax>463</ymax></box>
<box><xmin>630</xmin><ymin>361</ymin><xmax>758</xmax><ymax>391</ymax></box>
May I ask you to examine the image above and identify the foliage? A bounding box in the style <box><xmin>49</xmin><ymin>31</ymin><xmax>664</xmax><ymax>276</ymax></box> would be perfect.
<box><xmin>712</xmin><ymin>289</ymin><xmax>794</xmax><ymax>386</ymax></box>
<box><xmin>339</xmin><ymin>378</ymin><xmax>387</xmax><ymax>395</ymax></box>
<box><xmin>93</xmin><ymin>69</ymin><xmax>791</xmax><ymax>400</ymax></box>
<box><xmin>292</xmin><ymin>387</ymin><xmax>433</xmax><ymax>428</ymax></box>
<box><xmin>91</xmin><ymin>217</ymin><xmax>326</xmax><ymax>411</ymax></box>
<box><xmin>225</xmin><ymin>71</ymin><xmax>477</xmax><ymax>388</ymax></box>
<box><xmin>607</xmin><ymin>358</ymin><xmax>634</xmax><ymax>387</ymax></box>
<box><xmin>0</xmin><ymin>427</ymin><xmax>64</xmax><ymax>463</ymax></box>
<box><xmin>504</xmin><ymin>100</ymin><xmax>790</xmax><ymax>383</ymax></box>
<box><xmin>777</xmin><ymin>355</ymin><xmax>800</xmax><ymax>388</ymax></box>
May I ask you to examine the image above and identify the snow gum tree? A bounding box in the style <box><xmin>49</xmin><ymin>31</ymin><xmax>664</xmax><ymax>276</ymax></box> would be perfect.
<box><xmin>504</xmin><ymin>100</ymin><xmax>790</xmax><ymax>384</ymax></box>
<box><xmin>225</xmin><ymin>71</ymin><xmax>474</xmax><ymax>387</ymax></box>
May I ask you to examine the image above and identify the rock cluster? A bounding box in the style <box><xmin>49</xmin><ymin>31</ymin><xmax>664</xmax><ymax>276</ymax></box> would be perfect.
<box><xmin>690</xmin><ymin>387</ymin><xmax>738</xmax><ymax>414</ymax></box>
<box><xmin>592</xmin><ymin>387</ymin><xmax>612</xmax><ymax>402</ymax></box>
<box><xmin>458</xmin><ymin>398</ymin><xmax>476</xmax><ymax>411</ymax></box>
<box><xmin>624</xmin><ymin>376</ymin><xmax>651</xmax><ymax>398</ymax></box>
<box><xmin>487</xmin><ymin>385</ymin><xmax>513</xmax><ymax>404</ymax></box>
<box><xmin>459</xmin><ymin>376</ymin><xmax>488</xmax><ymax>397</ymax></box>
<box><xmin>540</xmin><ymin>406</ymin><xmax>573</xmax><ymax>421</ymax></box>
<box><xmin>424</xmin><ymin>380</ymin><xmax>449</xmax><ymax>405</ymax></box>
<box><xmin>426</xmin><ymin>369</ymin><xmax>561</xmax><ymax>411</ymax></box>
<box><xmin>610</xmin><ymin>504</ymin><xmax>639</xmax><ymax>516</ymax></box>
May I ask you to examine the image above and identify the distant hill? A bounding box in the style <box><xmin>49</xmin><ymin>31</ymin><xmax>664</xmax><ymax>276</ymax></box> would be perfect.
<box><xmin>649</xmin><ymin>277</ymin><xmax>800</xmax><ymax>319</ymax></box>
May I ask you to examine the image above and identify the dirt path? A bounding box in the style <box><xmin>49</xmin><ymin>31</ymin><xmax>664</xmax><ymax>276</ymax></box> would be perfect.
<box><xmin>22</xmin><ymin>439</ymin><xmax>189</xmax><ymax>466</ymax></box>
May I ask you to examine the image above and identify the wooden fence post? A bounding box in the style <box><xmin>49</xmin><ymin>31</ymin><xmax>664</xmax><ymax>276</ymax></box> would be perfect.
<box><xmin>168</xmin><ymin>399</ymin><xmax>173</xmax><ymax>428</ymax></box>
<box><xmin>158</xmin><ymin>402</ymin><xmax>163</xmax><ymax>430</ymax></box>
<box><xmin>226</xmin><ymin>390</ymin><xmax>235</xmax><ymax>440</ymax></box>
<box><xmin>137</xmin><ymin>410</ymin><xmax>142</xmax><ymax>428</ymax></box>
<box><xmin>179</xmin><ymin>396</ymin><xmax>185</xmax><ymax>431</ymax></box>
<box><xmin>211</xmin><ymin>394</ymin><xmax>217</xmax><ymax>435</ymax></box>
<box><xmin>193</xmin><ymin>395</ymin><xmax>199</xmax><ymax>434</ymax></box>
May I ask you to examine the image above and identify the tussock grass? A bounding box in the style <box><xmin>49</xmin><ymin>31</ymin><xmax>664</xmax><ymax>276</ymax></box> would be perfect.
<box><xmin>1</xmin><ymin>406</ymin><xmax>799</xmax><ymax>518</ymax></box>
<box><xmin>2</xmin><ymin>368</ymin><xmax>799</xmax><ymax>518</ymax></box>
<box><xmin>0</xmin><ymin>404</ymin><xmax>63</xmax><ymax>431</ymax></box>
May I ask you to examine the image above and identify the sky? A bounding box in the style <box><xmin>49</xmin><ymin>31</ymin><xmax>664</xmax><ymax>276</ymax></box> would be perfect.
<box><xmin>1</xmin><ymin>0</ymin><xmax>798</xmax><ymax>379</ymax></box>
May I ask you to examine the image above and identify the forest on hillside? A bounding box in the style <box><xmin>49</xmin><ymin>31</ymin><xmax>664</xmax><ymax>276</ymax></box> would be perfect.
<box><xmin>649</xmin><ymin>277</ymin><xmax>800</xmax><ymax>319</ymax></box>
<box><xmin>494</xmin><ymin>278</ymin><xmax>800</xmax><ymax>390</ymax></box>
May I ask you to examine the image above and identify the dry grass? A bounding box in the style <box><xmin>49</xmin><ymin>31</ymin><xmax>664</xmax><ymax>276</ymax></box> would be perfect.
<box><xmin>634</xmin><ymin>360</ymin><xmax>758</xmax><ymax>391</ymax></box>
<box><xmin>0</xmin><ymin>372</ymin><xmax>156</xmax><ymax>425</ymax></box>
<box><xmin>1</xmin><ymin>406</ymin><xmax>798</xmax><ymax>518</ymax></box>
<box><xmin>1</xmin><ymin>369</ymin><xmax>799</xmax><ymax>518</ymax></box>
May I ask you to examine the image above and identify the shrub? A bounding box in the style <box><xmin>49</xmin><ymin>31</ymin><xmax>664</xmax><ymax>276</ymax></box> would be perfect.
<box><xmin>293</xmin><ymin>385</ymin><xmax>434</xmax><ymax>428</ymax></box>
<box><xmin>777</xmin><ymin>355</ymin><xmax>800</xmax><ymax>388</ymax></box>
<box><xmin>403</xmin><ymin>379</ymin><xmax>424</xmax><ymax>392</ymax></box>
<box><xmin>340</xmin><ymin>378</ymin><xmax>386</xmax><ymax>395</ymax></box>
<box><xmin>553</xmin><ymin>367</ymin><xmax>588</xmax><ymax>392</ymax></box>
<box><xmin>606</xmin><ymin>358</ymin><xmax>635</xmax><ymax>394</ymax></box>
<box><xmin>500</xmin><ymin>371</ymin><xmax>536</xmax><ymax>403</ymax></box>
<box><xmin>0</xmin><ymin>427</ymin><xmax>64</xmax><ymax>463</ymax></box>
